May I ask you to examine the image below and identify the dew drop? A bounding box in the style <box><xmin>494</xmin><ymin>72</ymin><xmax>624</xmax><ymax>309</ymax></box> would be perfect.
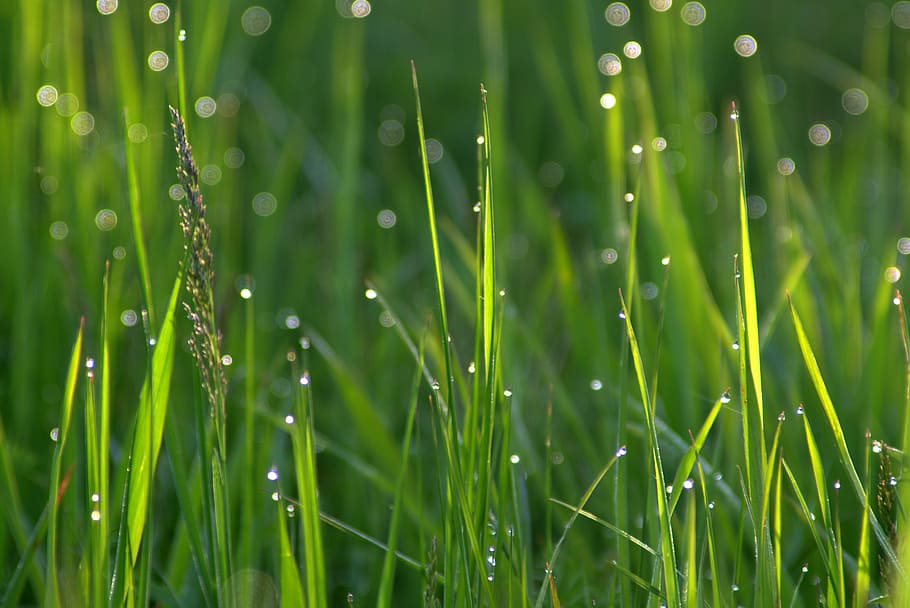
<box><xmin>617</xmin><ymin>310</ymin><xmax>626</xmax><ymax>319</ymax></box>
<box><xmin>148</xmin><ymin>2</ymin><xmax>170</xmax><ymax>24</ymax></box>
<box><xmin>605</xmin><ymin>2</ymin><xmax>631</xmax><ymax>26</ymax></box>
<box><xmin>590</xmin><ymin>379</ymin><xmax>603</xmax><ymax>391</ymax></box>
<box><xmin>50</xmin><ymin>427</ymin><xmax>60</xmax><ymax>442</ymax></box>
<box><xmin>885</xmin><ymin>266</ymin><xmax>901</xmax><ymax>283</ymax></box>
<box><xmin>285</xmin><ymin>414</ymin><xmax>295</xmax><ymax>424</ymax></box>
<box><xmin>503</xmin><ymin>388</ymin><xmax>513</xmax><ymax>397</ymax></box>
<box><xmin>890</xmin><ymin>476</ymin><xmax>898</xmax><ymax>486</ymax></box>
<box><xmin>808</xmin><ymin>123</ymin><xmax>832</xmax><ymax>146</ymax></box>
<box><xmin>148</xmin><ymin>50</ymin><xmax>169</xmax><ymax>72</ymax></box>
<box><xmin>96</xmin><ymin>0</ymin><xmax>118</xmax><ymax>15</ymax></box>
<box><xmin>680</xmin><ymin>2</ymin><xmax>706</xmax><ymax>26</ymax></box>
<box><xmin>623</xmin><ymin>41</ymin><xmax>641</xmax><ymax>59</ymax></box>
<box><xmin>833</xmin><ymin>480</ymin><xmax>841</xmax><ymax>490</ymax></box>
<box><xmin>71</xmin><ymin>112</ymin><xmax>95</xmax><ymax>136</ymax></box>
<box><xmin>271</xmin><ymin>491</ymin><xmax>280</xmax><ymax>501</ymax></box>
<box><xmin>377</xmin><ymin>209</ymin><xmax>397</xmax><ymax>228</ymax></box>
<box><xmin>649</xmin><ymin>0</ymin><xmax>672</xmax><ymax>12</ymax></box>
<box><xmin>119</xmin><ymin>309</ymin><xmax>137</xmax><ymax>327</ymax></box>
<box><xmin>168</xmin><ymin>184</ymin><xmax>185</xmax><ymax>201</ymax></box>
<box><xmin>597</xmin><ymin>53</ymin><xmax>622</xmax><ymax>76</ymax></box>
<box><xmin>252</xmin><ymin>192</ymin><xmax>278</xmax><ymax>217</ymax></box>
<box><xmin>733</xmin><ymin>34</ymin><xmax>758</xmax><ymax>57</ymax></box>
<box><xmin>91</xmin><ymin>510</ymin><xmax>102</xmax><ymax>521</ymax></box>
<box><xmin>467</xmin><ymin>361</ymin><xmax>476</xmax><ymax>374</ymax></box>
<box><xmin>661</xmin><ymin>256</ymin><xmax>670</xmax><ymax>266</ymax></box>
<box><xmin>777</xmin><ymin>157</ymin><xmax>796</xmax><ymax>176</ymax></box>
<box><xmin>601</xmin><ymin>248</ymin><xmax>619</xmax><ymax>265</ymax></box>
<box><xmin>299</xmin><ymin>373</ymin><xmax>310</xmax><ymax>386</ymax></box>
<box><xmin>55</xmin><ymin>93</ymin><xmax>79</xmax><ymax>117</ymax></box>
<box><xmin>351</xmin><ymin>0</ymin><xmax>371</xmax><ymax>18</ymax></box>
<box><xmin>720</xmin><ymin>390</ymin><xmax>731</xmax><ymax>404</ymax></box>
<box><xmin>708</xmin><ymin>501</ymin><xmax>715</xmax><ymax>509</ymax></box>
<box><xmin>510</xmin><ymin>454</ymin><xmax>520</xmax><ymax>464</ymax></box>
<box><xmin>94</xmin><ymin>209</ymin><xmax>117</xmax><ymax>231</ymax></box>
<box><xmin>731</xmin><ymin>340</ymin><xmax>740</xmax><ymax>350</ymax></box>
<box><xmin>624</xmin><ymin>192</ymin><xmax>635</xmax><ymax>203</ymax></box>
<box><xmin>365</xmin><ymin>288</ymin><xmax>378</xmax><ymax>300</ymax></box>
<box><xmin>241</xmin><ymin>6</ymin><xmax>272</xmax><ymax>35</ymax></box>
<box><xmin>221</xmin><ymin>354</ymin><xmax>233</xmax><ymax>366</ymax></box>
<box><xmin>631</xmin><ymin>144</ymin><xmax>643</xmax><ymax>155</ymax></box>
<box><xmin>267</xmin><ymin>467</ymin><xmax>279</xmax><ymax>481</ymax></box>
<box><xmin>201</xmin><ymin>164</ymin><xmax>222</xmax><ymax>185</ymax></box>
<box><xmin>842</xmin><ymin>88</ymin><xmax>869</xmax><ymax>115</ymax></box>
<box><xmin>431</xmin><ymin>380</ymin><xmax>440</xmax><ymax>391</ymax></box>
<box><xmin>600</xmin><ymin>93</ymin><xmax>617</xmax><ymax>109</ymax></box>
<box><xmin>425</xmin><ymin>138</ymin><xmax>444</xmax><ymax>163</ymax></box>
<box><xmin>777</xmin><ymin>411</ymin><xmax>786</xmax><ymax>422</ymax></box>
<box><xmin>796</xmin><ymin>404</ymin><xmax>805</xmax><ymax>415</ymax></box>
<box><xmin>666</xmin><ymin>485</ymin><xmax>673</xmax><ymax>494</ymax></box>
<box><xmin>224</xmin><ymin>147</ymin><xmax>246</xmax><ymax>168</ymax></box>
<box><xmin>894</xmin><ymin>1</ymin><xmax>910</xmax><ymax>28</ymax></box>
<box><xmin>36</xmin><ymin>84</ymin><xmax>58</xmax><ymax>107</ymax></box>
<box><xmin>178</xmin><ymin>29</ymin><xmax>187</xmax><ymax>42</ymax></box>
<box><xmin>128</xmin><ymin>123</ymin><xmax>149</xmax><ymax>143</ymax></box>
<box><xmin>651</xmin><ymin>136</ymin><xmax>667</xmax><ymax>152</ymax></box>
<box><xmin>615</xmin><ymin>445</ymin><xmax>627</xmax><ymax>457</ymax></box>
<box><xmin>195</xmin><ymin>96</ymin><xmax>217</xmax><ymax>118</ymax></box>
<box><xmin>713</xmin><ymin>472</ymin><xmax>723</xmax><ymax>481</ymax></box>
<box><xmin>682</xmin><ymin>478</ymin><xmax>694</xmax><ymax>490</ymax></box>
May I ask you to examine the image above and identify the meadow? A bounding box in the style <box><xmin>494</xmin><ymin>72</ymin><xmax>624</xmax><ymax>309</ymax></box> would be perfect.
<box><xmin>1</xmin><ymin>0</ymin><xmax>910</xmax><ymax>605</ymax></box>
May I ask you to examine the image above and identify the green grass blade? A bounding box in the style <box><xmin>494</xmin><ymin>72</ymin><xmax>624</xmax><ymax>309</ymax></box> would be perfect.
<box><xmin>619</xmin><ymin>290</ymin><xmax>680</xmax><ymax>608</ymax></box>
<box><xmin>683</xmin><ymin>489</ymin><xmax>696</xmax><ymax>608</ymax></box>
<box><xmin>787</xmin><ymin>293</ymin><xmax>903</xmax><ymax>577</ymax></box>
<box><xmin>292</xmin><ymin>375</ymin><xmax>326</xmax><ymax>608</ymax></box>
<box><xmin>411</xmin><ymin>61</ymin><xmax>455</xmax><ymax>407</ymax></box>
<box><xmin>126</xmin><ymin>272</ymin><xmax>182</xmax><ymax>565</ymax></box>
<box><xmin>45</xmin><ymin>318</ymin><xmax>83</xmax><ymax>608</ymax></box>
<box><xmin>782</xmin><ymin>458</ymin><xmax>839</xmax><ymax>591</ymax></box>
<box><xmin>667</xmin><ymin>395</ymin><xmax>724</xmax><ymax>516</ymax></box>
<box><xmin>276</xmin><ymin>495</ymin><xmax>305</xmax><ymax>608</ymax></box>
<box><xmin>377</xmin><ymin>341</ymin><xmax>424</xmax><ymax>608</ymax></box>
<box><xmin>693</xmin><ymin>456</ymin><xmax>722</xmax><ymax>608</ymax></box>
<box><xmin>731</xmin><ymin>103</ymin><xmax>767</xmax><ymax>457</ymax></box>
<box><xmin>854</xmin><ymin>435</ymin><xmax>872</xmax><ymax>608</ymax></box>
<box><xmin>533</xmin><ymin>449</ymin><xmax>623</xmax><ymax>608</ymax></box>
<box><xmin>548</xmin><ymin>498</ymin><xmax>657</xmax><ymax>558</ymax></box>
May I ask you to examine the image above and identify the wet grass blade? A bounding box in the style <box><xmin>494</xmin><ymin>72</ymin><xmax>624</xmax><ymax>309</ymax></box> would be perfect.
<box><xmin>619</xmin><ymin>290</ymin><xmax>680</xmax><ymax>608</ymax></box>
<box><xmin>126</xmin><ymin>272</ymin><xmax>182</xmax><ymax>565</ymax></box>
<box><xmin>787</xmin><ymin>293</ymin><xmax>903</xmax><ymax>577</ymax></box>
<box><xmin>276</xmin><ymin>494</ymin><xmax>305</xmax><ymax>608</ymax></box>
<box><xmin>45</xmin><ymin>318</ymin><xmax>84</xmax><ymax>608</ymax></box>
<box><xmin>377</xmin><ymin>341</ymin><xmax>425</xmax><ymax>608</ymax></box>
<box><xmin>667</xmin><ymin>394</ymin><xmax>724</xmax><ymax>516</ymax></box>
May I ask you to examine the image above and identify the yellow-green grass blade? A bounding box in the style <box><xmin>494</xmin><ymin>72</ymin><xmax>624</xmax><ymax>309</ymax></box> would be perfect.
<box><xmin>276</xmin><ymin>494</ymin><xmax>305</xmax><ymax>608</ymax></box>
<box><xmin>667</xmin><ymin>395</ymin><xmax>724</xmax><ymax>516</ymax></box>
<box><xmin>731</xmin><ymin>103</ymin><xmax>766</xmax><ymax>450</ymax></box>
<box><xmin>126</xmin><ymin>272</ymin><xmax>182</xmax><ymax>564</ymax></box>
<box><xmin>316</xmin><ymin>510</ymin><xmax>426</xmax><ymax>572</ymax></box>
<box><xmin>756</xmin><ymin>417</ymin><xmax>783</xmax><ymax>608</ymax></box>
<box><xmin>98</xmin><ymin>262</ymin><xmax>112</xmax><ymax>607</ymax></box>
<box><xmin>683</xmin><ymin>489</ymin><xmax>697</xmax><ymax>608</ymax></box>
<box><xmin>292</xmin><ymin>377</ymin><xmax>327</xmax><ymax>608</ymax></box>
<box><xmin>534</xmin><ymin>450</ymin><xmax>624</xmax><ymax>608</ymax></box>
<box><xmin>608</xmin><ymin>559</ymin><xmax>666</xmax><ymax>603</ymax></box>
<box><xmin>854</xmin><ymin>435</ymin><xmax>872</xmax><ymax>608</ymax></box>
<box><xmin>377</xmin><ymin>341</ymin><xmax>424</xmax><ymax>608</ymax></box>
<box><xmin>619</xmin><ymin>290</ymin><xmax>680</xmax><ymax>608</ymax></box>
<box><xmin>480</xmin><ymin>84</ymin><xmax>496</xmax><ymax>381</ymax></box>
<box><xmin>782</xmin><ymin>458</ymin><xmax>839</xmax><ymax>595</ymax></box>
<box><xmin>693</xmin><ymin>455</ymin><xmax>722</xmax><ymax>608</ymax></box>
<box><xmin>411</xmin><ymin>62</ymin><xmax>455</xmax><ymax>407</ymax></box>
<box><xmin>787</xmin><ymin>293</ymin><xmax>903</xmax><ymax>577</ymax></box>
<box><xmin>548</xmin><ymin>499</ymin><xmax>657</xmax><ymax>558</ymax></box>
<box><xmin>45</xmin><ymin>319</ymin><xmax>83</xmax><ymax>608</ymax></box>
<box><xmin>735</xmin><ymin>256</ymin><xmax>762</xmax><ymax>502</ymax></box>
<box><xmin>773</xmin><ymin>448</ymin><xmax>783</xmax><ymax>602</ymax></box>
<box><xmin>1</xmin><ymin>504</ymin><xmax>50</xmax><ymax>608</ymax></box>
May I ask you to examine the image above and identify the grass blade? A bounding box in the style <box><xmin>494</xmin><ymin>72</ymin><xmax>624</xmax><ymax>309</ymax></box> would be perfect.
<box><xmin>787</xmin><ymin>293</ymin><xmax>903</xmax><ymax>577</ymax></box>
<box><xmin>45</xmin><ymin>318</ymin><xmax>84</xmax><ymax>608</ymax></box>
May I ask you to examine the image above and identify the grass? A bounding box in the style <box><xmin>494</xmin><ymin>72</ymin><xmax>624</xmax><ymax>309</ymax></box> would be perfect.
<box><xmin>4</xmin><ymin>0</ymin><xmax>910</xmax><ymax>606</ymax></box>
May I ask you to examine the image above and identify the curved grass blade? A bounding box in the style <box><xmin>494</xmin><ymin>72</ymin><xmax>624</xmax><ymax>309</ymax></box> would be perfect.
<box><xmin>787</xmin><ymin>293</ymin><xmax>904</xmax><ymax>577</ymax></box>
<box><xmin>126</xmin><ymin>272</ymin><xmax>182</xmax><ymax>565</ymax></box>
<box><xmin>45</xmin><ymin>319</ymin><xmax>84</xmax><ymax>608</ymax></box>
<box><xmin>667</xmin><ymin>394</ymin><xmax>725</xmax><ymax>516</ymax></box>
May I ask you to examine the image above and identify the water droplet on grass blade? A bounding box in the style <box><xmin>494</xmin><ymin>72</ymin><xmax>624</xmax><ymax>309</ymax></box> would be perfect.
<box><xmin>651</xmin><ymin>137</ymin><xmax>667</xmax><ymax>151</ymax></box>
<box><xmin>50</xmin><ymin>427</ymin><xmax>59</xmax><ymax>442</ymax></box>
<box><xmin>252</xmin><ymin>192</ymin><xmax>277</xmax><ymax>216</ymax></box>
<box><xmin>631</xmin><ymin>144</ymin><xmax>643</xmax><ymax>154</ymax></box>
<box><xmin>128</xmin><ymin>123</ymin><xmax>148</xmax><ymax>143</ymax></box>
<box><xmin>94</xmin><ymin>209</ymin><xmax>117</xmax><ymax>231</ymax></box>
<box><xmin>617</xmin><ymin>310</ymin><xmax>626</xmax><ymax>319</ymax></box>
<box><xmin>601</xmin><ymin>248</ymin><xmax>618</xmax><ymax>264</ymax></box>
<box><xmin>649</xmin><ymin>0</ymin><xmax>672</xmax><ymax>12</ymax></box>
<box><xmin>873</xmin><ymin>440</ymin><xmax>883</xmax><ymax>453</ymax></box>
<box><xmin>885</xmin><ymin>266</ymin><xmax>902</xmax><ymax>283</ymax></box>
<box><xmin>503</xmin><ymin>388</ymin><xmax>513</xmax><ymax>397</ymax></box>
<box><xmin>71</xmin><ymin>112</ymin><xmax>95</xmax><ymax>136</ymax></box>
<box><xmin>842</xmin><ymin>88</ymin><xmax>869</xmax><ymax>115</ymax></box>
<box><xmin>731</xmin><ymin>340</ymin><xmax>739</xmax><ymax>350</ymax></box>
<box><xmin>894</xmin><ymin>1</ymin><xmax>910</xmax><ymax>28</ymax></box>
<box><xmin>221</xmin><ymin>354</ymin><xmax>233</xmax><ymax>366</ymax></box>
<box><xmin>55</xmin><ymin>93</ymin><xmax>79</xmax><ymax>117</ymax></box>
<box><xmin>377</xmin><ymin>209</ymin><xmax>397</xmax><ymax>228</ymax></box>
<box><xmin>590</xmin><ymin>379</ymin><xmax>603</xmax><ymax>391</ymax></box>
<box><xmin>796</xmin><ymin>404</ymin><xmax>804</xmax><ymax>415</ymax></box>
<box><xmin>267</xmin><ymin>468</ymin><xmax>279</xmax><ymax>481</ymax></box>
<box><xmin>599</xmin><ymin>93</ymin><xmax>617</xmax><ymax>109</ymax></box>
<box><xmin>510</xmin><ymin>454</ymin><xmax>520</xmax><ymax>464</ymax></box>
<box><xmin>605</xmin><ymin>2</ymin><xmax>630</xmax><ymax>25</ymax></box>
<box><xmin>720</xmin><ymin>390</ymin><xmax>731</xmax><ymax>404</ymax></box>
<box><xmin>615</xmin><ymin>445</ymin><xmax>627</xmax><ymax>457</ymax></box>
<box><xmin>224</xmin><ymin>147</ymin><xmax>245</xmax><ymax>168</ymax></box>
<box><xmin>91</xmin><ymin>510</ymin><xmax>101</xmax><ymax>521</ymax></box>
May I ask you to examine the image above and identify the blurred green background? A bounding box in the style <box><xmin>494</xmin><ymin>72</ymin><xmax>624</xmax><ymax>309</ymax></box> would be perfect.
<box><xmin>3</xmin><ymin>0</ymin><xmax>910</xmax><ymax>604</ymax></box>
